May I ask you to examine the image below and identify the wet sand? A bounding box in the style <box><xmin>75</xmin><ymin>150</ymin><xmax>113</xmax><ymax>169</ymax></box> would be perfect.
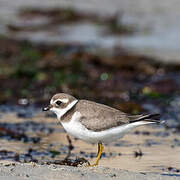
<box><xmin>0</xmin><ymin>112</ymin><xmax>180</xmax><ymax>176</ymax></box>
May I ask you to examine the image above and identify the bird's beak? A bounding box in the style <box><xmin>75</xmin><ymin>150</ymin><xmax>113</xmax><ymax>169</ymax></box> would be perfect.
<box><xmin>43</xmin><ymin>104</ymin><xmax>53</xmax><ymax>111</ymax></box>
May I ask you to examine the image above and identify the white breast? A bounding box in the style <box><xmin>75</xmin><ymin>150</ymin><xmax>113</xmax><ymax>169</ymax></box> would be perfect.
<box><xmin>61</xmin><ymin>112</ymin><xmax>154</xmax><ymax>144</ymax></box>
<box><xmin>61</xmin><ymin>111</ymin><xmax>88</xmax><ymax>140</ymax></box>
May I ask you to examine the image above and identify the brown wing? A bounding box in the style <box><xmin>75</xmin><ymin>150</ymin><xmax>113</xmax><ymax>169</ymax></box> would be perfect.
<box><xmin>76</xmin><ymin>100</ymin><xmax>130</xmax><ymax>132</ymax></box>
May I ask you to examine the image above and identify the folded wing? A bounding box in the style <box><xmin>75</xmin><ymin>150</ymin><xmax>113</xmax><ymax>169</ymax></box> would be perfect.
<box><xmin>77</xmin><ymin>100</ymin><xmax>160</xmax><ymax>132</ymax></box>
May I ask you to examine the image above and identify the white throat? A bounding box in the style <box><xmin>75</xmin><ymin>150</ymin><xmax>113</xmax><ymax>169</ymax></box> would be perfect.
<box><xmin>50</xmin><ymin>99</ymin><xmax>78</xmax><ymax>120</ymax></box>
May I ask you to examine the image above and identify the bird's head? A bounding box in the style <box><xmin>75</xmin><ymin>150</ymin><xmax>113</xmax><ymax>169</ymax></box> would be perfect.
<box><xmin>43</xmin><ymin>93</ymin><xmax>78</xmax><ymax>119</ymax></box>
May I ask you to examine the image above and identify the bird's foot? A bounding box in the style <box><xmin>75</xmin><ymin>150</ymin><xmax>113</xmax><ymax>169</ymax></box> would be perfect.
<box><xmin>87</xmin><ymin>164</ymin><xmax>98</xmax><ymax>167</ymax></box>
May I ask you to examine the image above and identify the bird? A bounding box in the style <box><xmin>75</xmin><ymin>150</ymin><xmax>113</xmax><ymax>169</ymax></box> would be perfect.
<box><xmin>43</xmin><ymin>93</ymin><xmax>161</xmax><ymax>166</ymax></box>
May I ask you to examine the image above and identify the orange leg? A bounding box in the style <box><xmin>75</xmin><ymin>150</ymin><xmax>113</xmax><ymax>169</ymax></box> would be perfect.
<box><xmin>89</xmin><ymin>142</ymin><xmax>104</xmax><ymax>166</ymax></box>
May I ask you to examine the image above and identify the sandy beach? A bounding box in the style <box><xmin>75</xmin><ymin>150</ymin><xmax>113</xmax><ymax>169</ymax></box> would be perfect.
<box><xmin>0</xmin><ymin>1</ymin><xmax>180</xmax><ymax>179</ymax></box>
<box><xmin>0</xmin><ymin>161</ymin><xmax>180</xmax><ymax>180</ymax></box>
<box><xmin>0</xmin><ymin>113</ymin><xmax>180</xmax><ymax>179</ymax></box>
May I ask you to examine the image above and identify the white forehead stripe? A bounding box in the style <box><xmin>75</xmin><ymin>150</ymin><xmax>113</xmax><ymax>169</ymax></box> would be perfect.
<box><xmin>50</xmin><ymin>99</ymin><xmax>54</xmax><ymax>104</ymax></box>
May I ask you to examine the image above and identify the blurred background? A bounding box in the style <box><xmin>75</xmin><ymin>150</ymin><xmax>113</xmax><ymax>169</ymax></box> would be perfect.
<box><xmin>0</xmin><ymin>0</ymin><xmax>180</xmax><ymax>173</ymax></box>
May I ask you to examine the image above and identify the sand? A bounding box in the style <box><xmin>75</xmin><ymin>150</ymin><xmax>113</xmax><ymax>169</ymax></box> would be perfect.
<box><xmin>0</xmin><ymin>161</ymin><xmax>179</xmax><ymax>180</ymax></box>
<box><xmin>0</xmin><ymin>113</ymin><xmax>180</xmax><ymax>179</ymax></box>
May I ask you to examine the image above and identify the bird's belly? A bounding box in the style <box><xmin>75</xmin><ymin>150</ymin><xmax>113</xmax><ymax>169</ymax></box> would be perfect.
<box><xmin>61</xmin><ymin>119</ymin><xmax>150</xmax><ymax>144</ymax></box>
<box><xmin>61</xmin><ymin>121</ymin><xmax>125</xmax><ymax>143</ymax></box>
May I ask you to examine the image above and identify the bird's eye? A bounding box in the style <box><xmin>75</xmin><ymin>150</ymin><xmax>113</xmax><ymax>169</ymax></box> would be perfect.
<box><xmin>56</xmin><ymin>100</ymin><xmax>62</xmax><ymax>105</ymax></box>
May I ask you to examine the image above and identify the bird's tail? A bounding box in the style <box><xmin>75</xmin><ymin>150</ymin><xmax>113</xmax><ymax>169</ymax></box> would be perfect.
<box><xmin>129</xmin><ymin>113</ymin><xmax>163</xmax><ymax>124</ymax></box>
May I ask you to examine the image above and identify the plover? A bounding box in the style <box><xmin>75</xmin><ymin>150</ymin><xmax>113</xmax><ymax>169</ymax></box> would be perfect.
<box><xmin>43</xmin><ymin>93</ymin><xmax>161</xmax><ymax>166</ymax></box>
